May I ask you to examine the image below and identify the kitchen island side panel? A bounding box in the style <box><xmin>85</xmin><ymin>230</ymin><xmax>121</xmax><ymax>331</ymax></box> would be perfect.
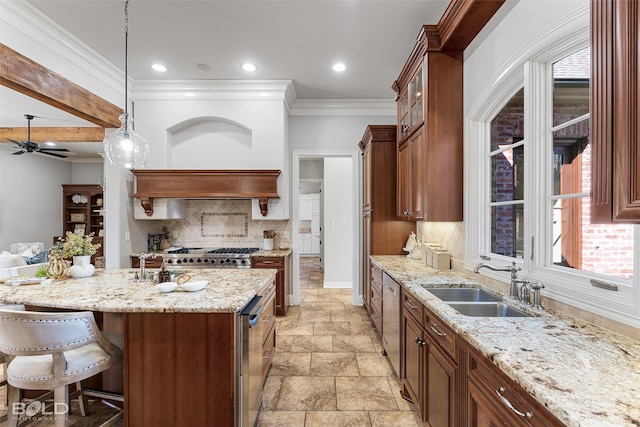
<box><xmin>124</xmin><ymin>312</ymin><xmax>237</xmax><ymax>426</ymax></box>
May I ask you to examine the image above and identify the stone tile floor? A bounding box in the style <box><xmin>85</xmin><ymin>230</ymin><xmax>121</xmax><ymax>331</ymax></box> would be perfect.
<box><xmin>257</xmin><ymin>257</ymin><xmax>421</xmax><ymax>426</ymax></box>
<box><xmin>0</xmin><ymin>257</ymin><xmax>420</xmax><ymax>426</ymax></box>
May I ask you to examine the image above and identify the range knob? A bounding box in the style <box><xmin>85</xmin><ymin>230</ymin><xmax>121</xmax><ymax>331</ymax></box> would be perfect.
<box><xmin>239</xmin><ymin>259</ymin><xmax>247</xmax><ymax>265</ymax></box>
<box><xmin>203</xmin><ymin>258</ymin><xmax>210</xmax><ymax>263</ymax></box>
<box><xmin>176</xmin><ymin>259</ymin><xmax>182</xmax><ymax>264</ymax></box>
<box><xmin>189</xmin><ymin>258</ymin><xmax>195</xmax><ymax>263</ymax></box>
<box><xmin>232</xmin><ymin>259</ymin><xmax>237</xmax><ymax>264</ymax></box>
<box><xmin>166</xmin><ymin>259</ymin><xmax>173</xmax><ymax>264</ymax></box>
<box><xmin>196</xmin><ymin>258</ymin><xmax>202</xmax><ymax>263</ymax></box>
<box><xmin>210</xmin><ymin>259</ymin><xmax>216</xmax><ymax>265</ymax></box>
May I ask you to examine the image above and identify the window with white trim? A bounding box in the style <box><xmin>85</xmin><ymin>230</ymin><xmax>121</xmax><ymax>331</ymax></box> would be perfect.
<box><xmin>469</xmin><ymin>15</ymin><xmax>639</xmax><ymax>325</ymax></box>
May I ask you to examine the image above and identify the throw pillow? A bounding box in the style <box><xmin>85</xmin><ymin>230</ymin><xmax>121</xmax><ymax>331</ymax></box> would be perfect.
<box><xmin>24</xmin><ymin>250</ymin><xmax>49</xmax><ymax>265</ymax></box>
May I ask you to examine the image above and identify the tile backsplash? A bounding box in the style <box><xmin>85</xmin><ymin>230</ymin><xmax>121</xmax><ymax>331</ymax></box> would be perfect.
<box><xmin>417</xmin><ymin>221</ymin><xmax>465</xmax><ymax>263</ymax></box>
<box><xmin>162</xmin><ymin>200</ymin><xmax>291</xmax><ymax>248</ymax></box>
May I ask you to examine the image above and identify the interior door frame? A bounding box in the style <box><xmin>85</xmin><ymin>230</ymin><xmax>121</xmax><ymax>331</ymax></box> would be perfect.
<box><xmin>292</xmin><ymin>149</ymin><xmax>361</xmax><ymax>307</ymax></box>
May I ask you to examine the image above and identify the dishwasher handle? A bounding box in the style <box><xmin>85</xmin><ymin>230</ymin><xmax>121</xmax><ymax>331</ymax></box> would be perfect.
<box><xmin>248</xmin><ymin>305</ymin><xmax>264</xmax><ymax>328</ymax></box>
<box><xmin>384</xmin><ymin>282</ymin><xmax>398</xmax><ymax>297</ymax></box>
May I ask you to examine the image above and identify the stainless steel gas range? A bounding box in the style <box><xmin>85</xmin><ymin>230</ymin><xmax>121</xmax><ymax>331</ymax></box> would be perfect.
<box><xmin>161</xmin><ymin>247</ymin><xmax>260</xmax><ymax>269</ymax></box>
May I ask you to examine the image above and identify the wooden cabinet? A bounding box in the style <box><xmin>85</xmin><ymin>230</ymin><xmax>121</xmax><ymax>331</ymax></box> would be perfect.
<box><xmin>260</xmin><ymin>278</ymin><xmax>277</xmax><ymax>383</ymax></box>
<box><xmin>393</xmin><ymin>32</ymin><xmax>463</xmax><ymax>221</ymax></box>
<box><xmin>130</xmin><ymin>256</ymin><xmax>163</xmax><ymax>269</ymax></box>
<box><xmin>61</xmin><ymin>184</ymin><xmax>104</xmax><ymax>263</ymax></box>
<box><xmin>401</xmin><ymin>289</ymin><xmax>458</xmax><ymax>427</ymax></box>
<box><xmin>370</xmin><ymin>262</ymin><xmax>383</xmax><ymax>334</ymax></box>
<box><xmin>467</xmin><ymin>346</ymin><xmax>563</xmax><ymax>427</ymax></box>
<box><xmin>397</xmin><ymin>130</ymin><xmax>424</xmax><ymax>220</ymax></box>
<box><xmin>359</xmin><ymin>125</ymin><xmax>414</xmax><ymax>313</ymax></box>
<box><xmin>252</xmin><ymin>254</ymin><xmax>290</xmax><ymax>316</ymax></box>
<box><xmin>591</xmin><ymin>0</ymin><xmax>640</xmax><ymax>223</ymax></box>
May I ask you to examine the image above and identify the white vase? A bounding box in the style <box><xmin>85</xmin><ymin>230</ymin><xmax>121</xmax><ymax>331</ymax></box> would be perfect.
<box><xmin>69</xmin><ymin>256</ymin><xmax>95</xmax><ymax>278</ymax></box>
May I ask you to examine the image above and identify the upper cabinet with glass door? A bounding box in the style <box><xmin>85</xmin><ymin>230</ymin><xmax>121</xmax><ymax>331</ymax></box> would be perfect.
<box><xmin>397</xmin><ymin>62</ymin><xmax>425</xmax><ymax>143</ymax></box>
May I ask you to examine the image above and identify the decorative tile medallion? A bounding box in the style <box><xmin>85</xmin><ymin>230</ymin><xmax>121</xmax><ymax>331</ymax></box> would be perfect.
<box><xmin>201</xmin><ymin>212</ymin><xmax>248</xmax><ymax>237</ymax></box>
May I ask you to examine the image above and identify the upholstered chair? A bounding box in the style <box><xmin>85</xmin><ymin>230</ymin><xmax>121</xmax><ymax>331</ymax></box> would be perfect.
<box><xmin>0</xmin><ymin>309</ymin><xmax>123</xmax><ymax>427</ymax></box>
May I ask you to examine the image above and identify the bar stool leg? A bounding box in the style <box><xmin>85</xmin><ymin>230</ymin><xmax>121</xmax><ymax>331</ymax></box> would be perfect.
<box><xmin>54</xmin><ymin>385</ymin><xmax>69</xmax><ymax>427</ymax></box>
<box><xmin>7</xmin><ymin>383</ymin><xmax>20</xmax><ymax>427</ymax></box>
<box><xmin>76</xmin><ymin>381</ymin><xmax>90</xmax><ymax>416</ymax></box>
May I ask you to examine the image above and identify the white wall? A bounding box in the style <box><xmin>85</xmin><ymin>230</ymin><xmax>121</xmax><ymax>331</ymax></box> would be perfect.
<box><xmin>323</xmin><ymin>157</ymin><xmax>354</xmax><ymax>288</ymax></box>
<box><xmin>71</xmin><ymin>162</ymin><xmax>103</xmax><ymax>185</ymax></box>
<box><xmin>289</xmin><ymin>116</ymin><xmax>394</xmax><ymax>150</ymax></box>
<box><xmin>0</xmin><ymin>151</ymin><xmax>70</xmax><ymax>251</ymax></box>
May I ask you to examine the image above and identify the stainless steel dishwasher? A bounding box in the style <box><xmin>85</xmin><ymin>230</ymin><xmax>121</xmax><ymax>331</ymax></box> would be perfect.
<box><xmin>382</xmin><ymin>272</ymin><xmax>401</xmax><ymax>377</ymax></box>
<box><xmin>237</xmin><ymin>295</ymin><xmax>265</xmax><ymax>427</ymax></box>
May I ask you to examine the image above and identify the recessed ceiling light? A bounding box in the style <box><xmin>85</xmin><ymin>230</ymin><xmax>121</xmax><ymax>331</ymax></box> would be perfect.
<box><xmin>195</xmin><ymin>63</ymin><xmax>212</xmax><ymax>72</ymax></box>
<box><xmin>151</xmin><ymin>63</ymin><xmax>167</xmax><ymax>72</ymax></box>
<box><xmin>242</xmin><ymin>63</ymin><xmax>257</xmax><ymax>72</ymax></box>
<box><xmin>332</xmin><ymin>63</ymin><xmax>346</xmax><ymax>72</ymax></box>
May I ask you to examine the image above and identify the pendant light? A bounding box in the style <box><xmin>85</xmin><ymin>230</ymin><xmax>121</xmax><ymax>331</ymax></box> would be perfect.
<box><xmin>103</xmin><ymin>0</ymin><xmax>149</xmax><ymax>169</ymax></box>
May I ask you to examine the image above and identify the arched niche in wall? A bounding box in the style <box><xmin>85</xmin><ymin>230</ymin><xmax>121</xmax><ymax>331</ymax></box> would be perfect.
<box><xmin>166</xmin><ymin>116</ymin><xmax>252</xmax><ymax>169</ymax></box>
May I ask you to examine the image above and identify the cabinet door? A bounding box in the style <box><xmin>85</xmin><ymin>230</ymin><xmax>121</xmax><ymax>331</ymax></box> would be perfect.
<box><xmin>311</xmin><ymin>235</ymin><xmax>320</xmax><ymax>253</ymax></box>
<box><xmin>299</xmin><ymin>235</ymin><xmax>312</xmax><ymax>254</ymax></box>
<box><xmin>300</xmin><ymin>196</ymin><xmax>312</xmax><ymax>220</ymax></box>
<box><xmin>398</xmin><ymin>141</ymin><xmax>410</xmax><ymax>219</ymax></box>
<box><xmin>402</xmin><ymin>308</ymin><xmax>424</xmax><ymax>411</ymax></box>
<box><xmin>311</xmin><ymin>195</ymin><xmax>320</xmax><ymax>216</ymax></box>
<box><xmin>591</xmin><ymin>0</ymin><xmax>640</xmax><ymax>223</ymax></box>
<box><xmin>468</xmin><ymin>382</ymin><xmax>511</xmax><ymax>427</ymax></box>
<box><xmin>409</xmin><ymin>131</ymin><xmax>424</xmax><ymax>220</ymax></box>
<box><xmin>426</xmin><ymin>335</ymin><xmax>457</xmax><ymax>427</ymax></box>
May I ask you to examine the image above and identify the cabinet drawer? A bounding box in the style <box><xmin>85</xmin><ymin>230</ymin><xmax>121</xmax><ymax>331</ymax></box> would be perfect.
<box><xmin>252</xmin><ymin>257</ymin><xmax>284</xmax><ymax>269</ymax></box>
<box><xmin>424</xmin><ymin>307</ymin><xmax>457</xmax><ymax>362</ymax></box>
<box><xmin>468</xmin><ymin>347</ymin><xmax>563</xmax><ymax>427</ymax></box>
<box><xmin>402</xmin><ymin>290</ymin><xmax>423</xmax><ymax>323</ymax></box>
<box><xmin>371</xmin><ymin>262</ymin><xmax>383</xmax><ymax>282</ymax></box>
<box><xmin>262</xmin><ymin>294</ymin><xmax>276</xmax><ymax>344</ymax></box>
<box><xmin>370</xmin><ymin>305</ymin><xmax>382</xmax><ymax>333</ymax></box>
<box><xmin>371</xmin><ymin>274</ymin><xmax>383</xmax><ymax>296</ymax></box>
<box><xmin>262</xmin><ymin>323</ymin><xmax>276</xmax><ymax>383</ymax></box>
<box><xmin>130</xmin><ymin>256</ymin><xmax>164</xmax><ymax>269</ymax></box>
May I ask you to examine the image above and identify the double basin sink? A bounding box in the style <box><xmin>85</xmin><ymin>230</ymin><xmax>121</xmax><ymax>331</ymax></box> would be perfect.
<box><xmin>425</xmin><ymin>287</ymin><xmax>532</xmax><ymax>317</ymax></box>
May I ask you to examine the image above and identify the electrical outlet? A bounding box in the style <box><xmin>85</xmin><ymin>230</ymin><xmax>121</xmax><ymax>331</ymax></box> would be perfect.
<box><xmin>283</xmin><ymin>230</ymin><xmax>290</xmax><ymax>239</ymax></box>
<box><xmin>125</xmin><ymin>232</ymin><xmax>130</xmax><ymax>241</ymax></box>
<box><xmin>173</xmin><ymin>231</ymin><xmax>178</xmax><ymax>238</ymax></box>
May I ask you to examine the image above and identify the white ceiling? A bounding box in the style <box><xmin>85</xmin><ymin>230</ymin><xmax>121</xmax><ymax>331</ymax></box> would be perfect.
<box><xmin>1</xmin><ymin>0</ymin><xmax>450</xmax><ymax>160</ymax></box>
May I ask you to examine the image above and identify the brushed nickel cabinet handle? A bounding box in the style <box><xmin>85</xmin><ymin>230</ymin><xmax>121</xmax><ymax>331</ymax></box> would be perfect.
<box><xmin>496</xmin><ymin>387</ymin><xmax>533</xmax><ymax>419</ymax></box>
<box><xmin>430</xmin><ymin>324</ymin><xmax>446</xmax><ymax>337</ymax></box>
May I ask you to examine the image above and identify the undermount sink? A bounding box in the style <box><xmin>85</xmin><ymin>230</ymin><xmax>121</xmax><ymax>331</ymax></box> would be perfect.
<box><xmin>447</xmin><ymin>302</ymin><xmax>532</xmax><ymax>317</ymax></box>
<box><xmin>426</xmin><ymin>287</ymin><xmax>502</xmax><ymax>303</ymax></box>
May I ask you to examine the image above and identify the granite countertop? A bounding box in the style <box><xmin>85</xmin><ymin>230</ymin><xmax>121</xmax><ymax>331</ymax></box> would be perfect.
<box><xmin>0</xmin><ymin>268</ymin><xmax>277</xmax><ymax>314</ymax></box>
<box><xmin>371</xmin><ymin>255</ymin><xmax>640</xmax><ymax>427</ymax></box>
<box><xmin>130</xmin><ymin>248</ymin><xmax>293</xmax><ymax>258</ymax></box>
<box><xmin>252</xmin><ymin>248</ymin><xmax>292</xmax><ymax>257</ymax></box>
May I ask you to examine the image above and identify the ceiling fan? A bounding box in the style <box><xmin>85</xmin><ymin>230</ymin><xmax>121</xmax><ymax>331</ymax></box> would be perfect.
<box><xmin>6</xmin><ymin>114</ymin><xmax>71</xmax><ymax>158</ymax></box>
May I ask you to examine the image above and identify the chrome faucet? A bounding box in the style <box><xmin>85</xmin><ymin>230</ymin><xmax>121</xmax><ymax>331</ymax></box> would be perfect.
<box><xmin>474</xmin><ymin>261</ymin><xmax>521</xmax><ymax>299</ymax></box>
<box><xmin>138</xmin><ymin>253</ymin><xmax>157</xmax><ymax>282</ymax></box>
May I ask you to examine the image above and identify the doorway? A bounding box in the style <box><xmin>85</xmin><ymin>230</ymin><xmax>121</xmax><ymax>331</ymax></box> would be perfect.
<box><xmin>291</xmin><ymin>150</ymin><xmax>361</xmax><ymax>307</ymax></box>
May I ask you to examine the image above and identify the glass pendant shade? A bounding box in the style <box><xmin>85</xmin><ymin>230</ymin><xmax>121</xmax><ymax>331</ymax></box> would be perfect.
<box><xmin>104</xmin><ymin>113</ymin><xmax>149</xmax><ymax>169</ymax></box>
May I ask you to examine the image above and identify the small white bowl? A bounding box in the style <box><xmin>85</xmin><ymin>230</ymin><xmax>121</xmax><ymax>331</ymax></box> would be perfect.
<box><xmin>179</xmin><ymin>280</ymin><xmax>208</xmax><ymax>292</ymax></box>
<box><xmin>155</xmin><ymin>282</ymin><xmax>178</xmax><ymax>293</ymax></box>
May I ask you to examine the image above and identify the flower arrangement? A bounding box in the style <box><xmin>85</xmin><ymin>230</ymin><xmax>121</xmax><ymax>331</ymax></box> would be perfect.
<box><xmin>52</xmin><ymin>231</ymin><xmax>101</xmax><ymax>258</ymax></box>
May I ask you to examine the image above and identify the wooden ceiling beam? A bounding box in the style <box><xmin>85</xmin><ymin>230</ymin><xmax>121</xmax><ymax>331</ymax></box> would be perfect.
<box><xmin>0</xmin><ymin>126</ymin><xmax>105</xmax><ymax>143</ymax></box>
<box><xmin>0</xmin><ymin>43</ymin><xmax>122</xmax><ymax>128</ymax></box>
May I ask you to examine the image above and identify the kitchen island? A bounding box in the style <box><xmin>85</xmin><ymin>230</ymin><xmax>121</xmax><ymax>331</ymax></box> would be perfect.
<box><xmin>372</xmin><ymin>255</ymin><xmax>640</xmax><ymax>427</ymax></box>
<box><xmin>0</xmin><ymin>268</ymin><xmax>278</xmax><ymax>426</ymax></box>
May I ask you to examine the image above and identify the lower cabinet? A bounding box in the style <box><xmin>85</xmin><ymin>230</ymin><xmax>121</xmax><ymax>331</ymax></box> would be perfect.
<box><xmin>252</xmin><ymin>254</ymin><xmax>291</xmax><ymax>316</ymax></box>
<box><xmin>401</xmin><ymin>289</ymin><xmax>458</xmax><ymax>427</ymax></box>
<box><xmin>260</xmin><ymin>279</ymin><xmax>277</xmax><ymax>383</ymax></box>
<box><xmin>467</xmin><ymin>346</ymin><xmax>564</xmax><ymax>427</ymax></box>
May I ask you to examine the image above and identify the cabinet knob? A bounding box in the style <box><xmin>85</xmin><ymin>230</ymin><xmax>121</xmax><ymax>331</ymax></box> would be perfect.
<box><xmin>414</xmin><ymin>337</ymin><xmax>426</xmax><ymax>347</ymax></box>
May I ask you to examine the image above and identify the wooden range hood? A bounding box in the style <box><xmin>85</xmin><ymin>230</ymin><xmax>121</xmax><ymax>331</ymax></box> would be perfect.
<box><xmin>131</xmin><ymin>169</ymin><xmax>281</xmax><ymax>217</ymax></box>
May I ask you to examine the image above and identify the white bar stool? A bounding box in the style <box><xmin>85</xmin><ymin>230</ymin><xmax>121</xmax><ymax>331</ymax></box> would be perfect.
<box><xmin>0</xmin><ymin>309</ymin><xmax>123</xmax><ymax>427</ymax></box>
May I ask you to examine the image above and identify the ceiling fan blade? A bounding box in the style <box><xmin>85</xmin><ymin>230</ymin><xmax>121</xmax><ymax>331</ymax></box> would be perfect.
<box><xmin>11</xmin><ymin>150</ymin><xmax>25</xmax><ymax>155</ymax></box>
<box><xmin>39</xmin><ymin>148</ymin><xmax>71</xmax><ymax>152</ymax></box>
<box><xmin>40</xmin><ymin>151</ymin><xmax>68</xmax><ymax>159</ymax></box>
<box><xmin>6</xmin><ymin>138</ymin><xmax>25</xmax><ymax>147</ymax></box>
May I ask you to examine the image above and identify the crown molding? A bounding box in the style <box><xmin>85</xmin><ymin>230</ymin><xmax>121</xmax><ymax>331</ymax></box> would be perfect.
<box><xmin>132</xmin><ymin>79</ymin><xmax>295</xmax><ymax>102</ymax></box>
<box><xmin>289</xmin><ymin>99</ymin><xmax>396</xmax><ymax>116</ymax></box>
